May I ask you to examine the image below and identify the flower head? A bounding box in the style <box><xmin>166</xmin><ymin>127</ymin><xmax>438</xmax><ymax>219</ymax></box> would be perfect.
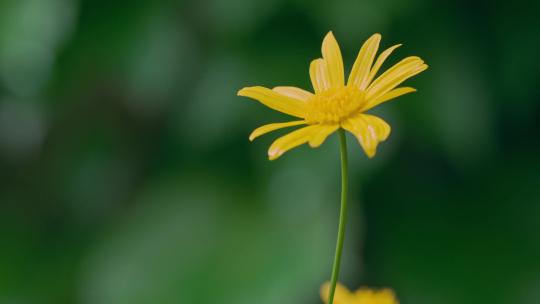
<box><xmin>238</xmin><ymin>32</ymin><xmax>427</xmax><ymax>160</ymax></box>
<box><xmin>320</xmin><ymin>282</ymin><xmax>399</xmax><ymax>304</ymax></box>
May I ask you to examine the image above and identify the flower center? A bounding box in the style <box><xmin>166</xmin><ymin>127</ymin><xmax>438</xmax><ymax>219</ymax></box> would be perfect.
<box><xmin>305</xmin><ymin>85</ymin><xmax>366</xmax><ymax>124</ymax></box>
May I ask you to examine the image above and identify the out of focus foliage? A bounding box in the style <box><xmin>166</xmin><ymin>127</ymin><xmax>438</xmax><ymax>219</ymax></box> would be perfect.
<box><xmin>0</xmin><ymin>0</ymin><xmax>539</xmax><ymax>303</ymax></box>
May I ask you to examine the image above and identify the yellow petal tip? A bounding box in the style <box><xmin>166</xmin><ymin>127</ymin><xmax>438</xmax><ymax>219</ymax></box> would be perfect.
<box><xmin>237</xmin><ymin>88</ymin><xmax>247</xmax><ymax>96</ymax></box>
<box><xmin>237</xmin><ymin>86</ymin><xmax>259</xmax><ymax>97</ymax></box>
<box><xmin>322</xmin><ymin>31</ymin><xmax>338</xmax><ymax>47</ymax></box>
<box><xmin>367</xmin><ymin>33</ymin><xmax>382</xmax><ymax>43</ymax></box>
<box><xmin>268</xmin><ymin>148</ymin><xmax>282</xmax><ymax>160</ymax></box>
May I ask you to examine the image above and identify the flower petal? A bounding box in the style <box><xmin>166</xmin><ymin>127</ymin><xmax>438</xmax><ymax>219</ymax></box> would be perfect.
<box><xmin>238</xmin><ymin>86</ymin><xmax>307</xmax><ymax>118</ymax></box>
<box><xmin>365</xmin><ymin>43</ymin><xmax>401</xmax><ymax>87</ymax></box>
<box><xmin>267</xmin><ymin>125</ymin><xmax>320</xmax><ymax>160</ymax></box>
<box><xmin>347</xmin><ymin>33</ymin><xmax>381</xmax><ymax>90</ymax></box>
<box><xmin>354</xmin><ymin>288</ymin><xmax>398</xmax><ymax>304</ymax></box>
<box><xmin>321</xmin><ymin>32</ymin><xmax>345</xmax><ymax>88</ymax></box>
<box><xmin>310</xmin><ymin>58</ymin><xmax>331</xmax><ymax>93</ymax></box>
<box><xmin>309</xmin><ymin>124</ymin><xmax>339</xmax><ymax>147</ymax></box>
<box><xmin>341</xmin><ymin>114</ymin><xmax>391</xmax><ymax>158</ymax></box>
<box><xmin>320</xmin><ymin>282</ymin><xmax>354</xmax><ymax>304</ymax></box>
<box><xmin>366</xmin><ymin>57</ymin><xmax>427</xmax><ymax>101</ymax></box>
<box><xmin>272</xmin><ymin>86</ymin><xmax>313</xmax><ymax>102</ymax></box>
<box><xmin>363</xmin><ymin>87</ymin><xmax>416</xmax><ymax>111</ymax></box>
<box><xmin>249</xmin><ymin>120</ymin><xmax>306</xmax><ymax>141</ymax></box>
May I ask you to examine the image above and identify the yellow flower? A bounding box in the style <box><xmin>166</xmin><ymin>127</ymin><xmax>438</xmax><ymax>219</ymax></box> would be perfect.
<box><xmin>238</xmin><ymin>32</ymin><xmax>427</xmax><ymax>160</ymax></box>
<box><xmin>320</xmin><ymin>282</ymin><xmax>399</xmax><ymax>304</ymax></box>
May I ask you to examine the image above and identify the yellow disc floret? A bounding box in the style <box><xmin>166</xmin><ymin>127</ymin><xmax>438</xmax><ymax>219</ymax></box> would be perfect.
<box><xmin>305</xmin><ymin>85</ymin><xmax>366</xmax><ymax>124</ymax></box>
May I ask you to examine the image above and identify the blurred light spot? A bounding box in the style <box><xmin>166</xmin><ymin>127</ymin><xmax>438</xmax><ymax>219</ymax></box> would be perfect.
<box><xmin>0</xmin><ymin>0</ymin><xmax>77</xmax><ymax>96</ymax></box>
<box><xmin>124</xmin><ymin>15</ymin><xmax>195</xmax><ymax>118</ymax></box>
<box><xmin>264</xmin><ymin>150</ymin><xmax>363</xmax><ymax>282</ymax></box>
<box><xmin>180</xmin><ymin>56</ymin><xmax>246</xmax><ymax>147</ymax></box>
<box><xmin>519</xmin><ymin>279</ymin><xmax>540</xmax><ymax>304</ymax></box>
<box><xmin>428</xmin><ymin>50</ymin><xmax>496</xmax><ymax>165</ymax></box>
<box><xmin>204</xmin><ymin>0</ymin><xmax>279</xmax><ymax>34</ymax></box>
<box><xmin>321</xmin><ymin>1</ymin><xmax>389</xmax><ymax>43</ymax></box>
<box><xmin>266</xmin><ymin>155</ymin><xmax>333</xmax><ymax>221</ymax></box>
<box><xmin>316</xmin><ymin>0</ymin><xmax>425</xmax><ymax>45</ymax></box>
<box><xmin>0</xmin><ymin>99</ymin><xmax>46</xmax><ymax>162</ymax></box>
<box><xmin>80</xmin><ymin>176</ymin><xmax>335</xmax><ymax>304</ymax></box>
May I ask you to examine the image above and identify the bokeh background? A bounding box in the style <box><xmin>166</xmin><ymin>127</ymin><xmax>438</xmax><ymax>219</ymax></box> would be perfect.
<box><xmin>1</xmin><ymin>0</ymin><xmax>539</xmax><ymax>303</ymax></box>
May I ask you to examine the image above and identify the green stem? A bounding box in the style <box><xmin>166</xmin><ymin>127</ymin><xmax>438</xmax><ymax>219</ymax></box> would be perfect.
<box><xmin>328</xmin><ymin>129</ymin><xmax>349</xmax><ymax>304</ymax></box>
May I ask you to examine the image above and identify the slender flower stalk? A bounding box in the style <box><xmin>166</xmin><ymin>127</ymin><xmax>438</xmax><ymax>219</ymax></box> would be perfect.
<box><xmin>328</xmin><ymin>129</ymin><xmax>348</xmax><ymax>304</ymax></box>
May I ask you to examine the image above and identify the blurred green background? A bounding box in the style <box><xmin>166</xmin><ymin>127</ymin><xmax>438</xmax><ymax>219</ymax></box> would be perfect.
<box><xmin>1</xmin><ymin>0</ymin><xmax>539</xmax><ymax>303</ymax></box>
